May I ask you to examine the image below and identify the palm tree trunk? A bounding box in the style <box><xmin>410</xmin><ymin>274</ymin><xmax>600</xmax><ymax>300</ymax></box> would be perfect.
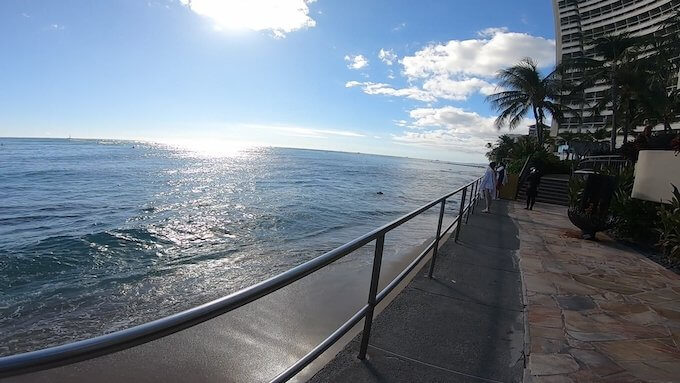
<box><xmin>609</xmin><ymin>70</ymin><xmax>618</xmax><ymax>152</ymax></box>
<box><xmin>623</xmin><ymin>99</ymin><xmax>630</xmax><ymax>144</ymax></box>
<box><xmin>532</xmin><ymin>105</ymin><xmax>543</xmax><ymax>146</ymax></box>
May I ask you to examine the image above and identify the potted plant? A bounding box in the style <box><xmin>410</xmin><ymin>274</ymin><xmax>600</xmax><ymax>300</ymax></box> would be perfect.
<box><xmin>657</xmin><ymin>184</ymin><xmax>680</xmax><ymax>262</ymax></box>
<box><xmin>568</xmin><ymin>173</ymin><xmax>616</xmax><ymax>239</ymax></box>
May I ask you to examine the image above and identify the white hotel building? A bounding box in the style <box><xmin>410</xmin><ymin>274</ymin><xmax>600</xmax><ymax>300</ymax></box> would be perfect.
<box><xmin>552</xmin><ymin>0</ymin><xmax>680</xmax><ymax>136</ymax></box>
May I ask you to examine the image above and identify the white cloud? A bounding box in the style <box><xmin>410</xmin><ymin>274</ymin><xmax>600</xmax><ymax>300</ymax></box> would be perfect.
<box><xmin>346</xmin><ymin>28</ymin><xmax>554</xmax><ymax>103</ymax></box>
<box><xmin>179</xmin><ymin>0</ymin><xmax>317</xmax><ymax>38</ymax></box>
<box><xmin>344</xmin><ymin>54</ymin><xmax>369</xmax><ymax>70</ymax></box>
<box><xmin>477</xmin><ymin>27</ymin><xmax>508</xmax><ymax>38</ymax></box>
<box><xmin>407</xmin><ymin>106</ymin><xmax>496</xmax><ymax>133</ymax></box>
<box><xmin>422</xmin><ymin>76</ymin><xmax>498</xmax><ymax>101</ymax></box>
<box><xmin>50</xmin><ymin>24</ymin><xmax>65</xmax><ymax>30</ymax></box>
<box><xmin>401</xmin><ymin>29</ymin><xmax>555</xmax><ymax>79</ymax></box>
<box><xmin>342</xmin><ymin>28</ymin><xmax>552</xmax><ymax>154</ymax></box>
<box><xmin>392</xmin><ymin>106</ymin><xmax>531</xmax><ymax>153</ymax></box>
<box><xmin>247</xmin><ymin>124</ymin><xmax>365</xmax><ymax>138</ymax></box>
<box><xmin>391</xmin><ymin>22</ymin><xmax>406</xmax><ymax>32</ymax></box>
<box><xmin>378</xmin><ymin>49</ymin><xmax>397</xmax><ymax>66</ymax></box>
<box><xmin>345</xmin><ymin>81</ymin><xmax>436</xmax><ymax>102</ymax></box>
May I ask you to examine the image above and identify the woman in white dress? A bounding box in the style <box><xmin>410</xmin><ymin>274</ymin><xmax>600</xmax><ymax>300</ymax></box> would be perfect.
<box><xmin>480</xmin><ymin>162</ymin><xmax>497</xmax><ymax>213</ymax></box>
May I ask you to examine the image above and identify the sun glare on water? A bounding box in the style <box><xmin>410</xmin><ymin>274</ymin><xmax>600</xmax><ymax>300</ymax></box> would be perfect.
<box><xmin>161</xmin><ymin>138</ymin><xmax>262</xmax><ymax>158</ymax></box>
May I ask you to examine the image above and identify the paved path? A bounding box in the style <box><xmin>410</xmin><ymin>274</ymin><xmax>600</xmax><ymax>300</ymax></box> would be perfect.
<box><xmin>511</xmin><ymin>202</ymin><xmax>680</xmax><ymax>382</ymax></box>
<box><xmin>309</xmin><ymin>201</ymin><xmax>525</xmax><ymax>383</ymax></box>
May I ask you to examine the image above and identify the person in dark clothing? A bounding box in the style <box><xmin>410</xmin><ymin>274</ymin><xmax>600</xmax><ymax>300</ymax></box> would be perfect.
<box><xmin>525</xmin><ymin>167</ymin><xmax>541</xmax><ymax>210</ymax></box>
<box><xmin>495</xmin><ymin>163</ymin><xmax>506</xmax><ymax>199</ymax></box>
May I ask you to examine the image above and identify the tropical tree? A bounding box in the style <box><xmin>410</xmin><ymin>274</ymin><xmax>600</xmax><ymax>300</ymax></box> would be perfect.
<box><xmin>556</xmin><ymin>131</ymin><xmax>580</xmax><ymax>160</ymax></box>
<box><xmin>485</xmin><ymin>135</ymin><xmax>516</xmax><ymax>162</ymax></box>
<box><xmin>638</xmin><ymin>84</ymin><xmax>680</xmax><ymax>131</ymax></box>
<box><xmin>636</xmin><ymin>15</ymin><xmax>680</xmax><ymax>131</ymax></box>
<box><xmin>561</xmin><ymin>33</ymin><xmax>643</xmax><ymax>151</ymax></box>
<box><xmin>486</xmin><ymin>58</ymin><xmax>563</xmax><ymax>147</ymax></box>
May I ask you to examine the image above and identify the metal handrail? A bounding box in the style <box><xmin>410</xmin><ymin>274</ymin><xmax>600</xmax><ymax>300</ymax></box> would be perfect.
<box><xmin>0</xmin><ymin>176</ymin><xmax>483</xmax><ymax>381</ymax></box>
<box><xmin>574</xmin><ymin>154</ymin><xmax>630</xmax><ymax>175</ymax></box>
<box><xmin>514</xmin><ymin>155</ymin><xmax>533</xmax><ymax>200</ymax></box>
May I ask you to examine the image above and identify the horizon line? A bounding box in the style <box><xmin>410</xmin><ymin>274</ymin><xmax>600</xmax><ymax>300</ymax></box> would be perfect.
<box><xmin>0</xmin><ymin>136</ymin><xmax>488</xmax><ymax>168</ymax></box>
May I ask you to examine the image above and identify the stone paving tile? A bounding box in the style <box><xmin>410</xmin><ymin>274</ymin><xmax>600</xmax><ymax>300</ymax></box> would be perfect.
<box><xmin>616</xmin><ymin>361</ymin><xmax>680</xmax><ymax>382</ymax></box>
<box><xmin>509</xmin><ymin>202</ymin><xmax>680</xmax><ymax>383</ymax></box>
<box><xmin>530</xmin><ymin>325</ymin><xmax>566</xmax><ymax>340</ymax></box>
<box><xmin>568</xmin><ymin>348</ymin><xmax>624</xmax><ymax>377</ymax></box>
<box><xmin>529</xmin><ymin>353</ymin><xmax>580</xmax><ymax>375</ymax></box>
<box><xmin>532</xmin><ymin>376</ymin><xmax>575</xmax><ymax>383</ymax></box>
<box><xmin>596</xmin><ymin>339</ymin><xmax>680</xmax><ymax>362</ymax></box>
<box><xmin>528</xmin><ymin>306</ymin><xmax>563</xmax><ymax>329</ymax></box>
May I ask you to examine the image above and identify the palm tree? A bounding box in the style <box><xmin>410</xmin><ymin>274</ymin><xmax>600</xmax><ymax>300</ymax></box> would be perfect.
<box><xmin>556</xmin><ymin>131</ymin><xmax>580</xmax><ymax>160</ymax></box>
<box><xmin>486</xmin><ymin>58</ymin><xmax>563</xmax><ymax>147</ymax></box>
<box><xmin>561</xmin><ymin>33</ymin><xmax>643</xmax><ymax>151</ymax></box>
<box><xmin>485</xmin><ymin>134</ymin><xmax>516</xmax><ymax>162</ymax></box>
<box><xmin>637</xmin><ymin>15</ymin><xmax>680</xmax><ymax>131</ymax></box>
<box><xmin>638</xmin><ymin>86</ymin><xmax>680</xmax><ymax>131</ymax></box>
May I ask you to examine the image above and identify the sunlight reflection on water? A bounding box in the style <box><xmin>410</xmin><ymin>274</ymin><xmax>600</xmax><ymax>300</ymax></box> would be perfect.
<box><xmin>0</xmin><ymin>138</ymin><xmax>482</xmax><ymax>356</ymax></box>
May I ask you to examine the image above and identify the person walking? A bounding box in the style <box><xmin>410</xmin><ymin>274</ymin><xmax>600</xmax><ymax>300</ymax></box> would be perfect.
<box><xmin>525</xmin><ymin>167</ymin><xmax>541</xmax><ymax>210</ymax></box>
<box><xmin>495</xmin><ymin>162</ymin><xmax>507</xmax><ymax>199</ymax></box>
<box><xmin>480</xmin><ymin>162</ymin><xmax>497</xmax><ymax>213</ymax></box>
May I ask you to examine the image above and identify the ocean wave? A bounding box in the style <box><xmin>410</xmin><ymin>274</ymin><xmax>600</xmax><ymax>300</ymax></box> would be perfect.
<box><xmin>0</xmin><ymin>140</ymin><xmax>482</xmax><ymax>356</ymax></box>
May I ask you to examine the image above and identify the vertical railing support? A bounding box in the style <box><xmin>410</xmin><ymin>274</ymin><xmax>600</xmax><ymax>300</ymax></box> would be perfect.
<box><xmin>465</xmin><ymin>181</ymin><xmax>474</xmax><ymax>223</ymax></box>
<box><xmin>427</xmin><ymin>199</ymin><xmax>447</xmax><ymax>279</ymax></box>
<box><xmin>358</xmin><ymin>234</ymin><xmax>385</xmax><ymax>360</ymax></box>
<box><xmin>471</xmin><ymin>180</ymin><xmax>478</xmax><ymax>213</ymax></box>
<box><xmin>454</xmin><ymin>187</ymin><xmax>468</xmax><ymax>243</ymax></box>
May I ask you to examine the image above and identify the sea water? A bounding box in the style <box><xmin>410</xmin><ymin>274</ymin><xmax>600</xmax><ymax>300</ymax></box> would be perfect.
<box><xmin>0</xmin><ymin>138</ymin><xmax>482</xmax><ymax>356</ymax></box>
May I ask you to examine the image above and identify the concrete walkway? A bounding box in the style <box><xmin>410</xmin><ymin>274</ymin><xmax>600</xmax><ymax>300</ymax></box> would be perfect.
<box><xmin>511</xmin><ymin>202</ymin><xmax>680</xmax><ymax>382</ymax></box>
<box><xmin>309</xmin><ymin>201</ymin><xmax>525</xmax><ymax>383</ymax></box>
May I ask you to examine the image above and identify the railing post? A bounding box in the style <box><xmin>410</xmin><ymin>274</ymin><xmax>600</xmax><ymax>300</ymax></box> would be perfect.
<box><xmin>471</xmin><ymin>180</ymin><xmax>478</xmax><ymax>212</ymax></box>
<box><xmin>465</xmin><ymin>182</ymin><xmax>474</xmax><ymax>223</ymax></box>
<box><xmin>358</xmin><ymin>234</ymin><xmax>385</xmax><ymax>360</ymax></box>
<box><xmin>454</xmin><ymin>187</ymin><xmax>468</xmax><ymax>243</ymax></box>
<box><xmin>427</xmin><ymin>199</ymin><xmax>446</xmax><ymax>279</ymax></box>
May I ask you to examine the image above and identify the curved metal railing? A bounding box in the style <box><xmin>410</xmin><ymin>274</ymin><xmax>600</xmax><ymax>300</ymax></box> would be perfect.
<box><xmin>574</xmin><ymin>154</ymin><xmax>630</xmax><ymax>175</ymax></box>
<box><xmin>514</xmin><ymin>154</ymin><xmax>533</xmax><ymax>200</ymax></box>
<box><xmin>0</xmin><ymin>176</ymin><xmax>483</xmax><ymax>382</ymax></box>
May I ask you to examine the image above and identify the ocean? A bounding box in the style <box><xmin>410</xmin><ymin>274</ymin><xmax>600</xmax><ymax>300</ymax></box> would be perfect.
<box><xmin>0</xmin><ymin>138</ymin><xmax>482</xmax><ymax>356</ymax></box>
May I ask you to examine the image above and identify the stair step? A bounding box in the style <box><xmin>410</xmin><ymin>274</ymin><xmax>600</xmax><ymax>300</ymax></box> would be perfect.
<box><xmin>516</xmin><ymin>174</ymin><xmax>570</xmax><ymax>206</ymax></box>
<box><xmin>518</xmin><ymin>188</ymin><xmax>568</xmax><ymax>196</ymax></box>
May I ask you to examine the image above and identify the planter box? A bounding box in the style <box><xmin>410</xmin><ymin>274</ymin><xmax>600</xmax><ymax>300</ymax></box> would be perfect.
<box><xmin>500</xmin><ymin>174</ymin><xmax>519</xmax><ymax>200</ymax></box>
<box><xmin>632</xmin><ymin>150</ymin><xmax>680</xmax><ymax>204</ymax></box>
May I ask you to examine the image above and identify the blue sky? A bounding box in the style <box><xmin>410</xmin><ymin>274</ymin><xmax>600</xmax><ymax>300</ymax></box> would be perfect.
<box><xmin>0</xmin><ymin>0</ymin><xmax>556</xmax><ymax>162</ymax></box>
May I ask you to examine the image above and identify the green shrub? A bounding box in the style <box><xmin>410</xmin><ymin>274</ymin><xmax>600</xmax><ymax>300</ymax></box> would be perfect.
<box><xmin>571</xmin><ymin>167</ymin><xmax>659</xmax><ymax>242</ymax></box>
<box><xmin>657</xmin><ymin>185</ymin><xmax>680</xmax><ymax>262</ymax></box>
<box><xmin>506</xmin><ymin>158</ymin><xmax>525</xmax><ymax>175</ymax></box>
<box><xmin>609</xmin><ymin>167</ymin><xmax>659</xmax><ymax>242</ymax></box>
<box><xmin>530</xmin><ymin>150</ymin><xmax>574</xmax><ymax>174</ymax></box>
<box><xmin>569</xmin><ymin>175</ymin><xmax>585</xmax><ymax>207</ymax></box>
